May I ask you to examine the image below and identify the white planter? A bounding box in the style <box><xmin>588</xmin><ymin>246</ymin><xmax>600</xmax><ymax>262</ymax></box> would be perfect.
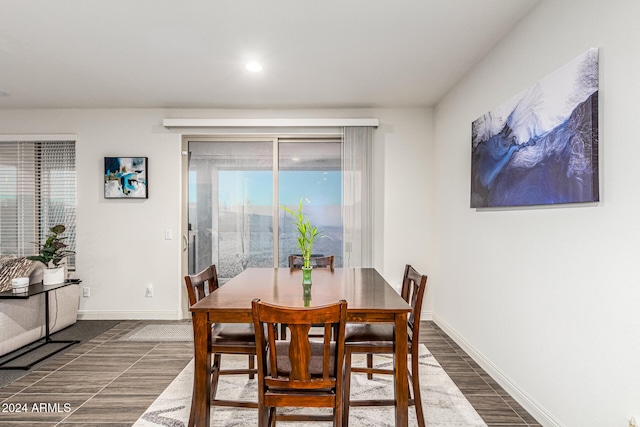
<box><xmin>11</xmin><ymin>277</ymin><xmax>30</xmax><ymax>293</ymax></box>
<box><xmin>43</xmin><ymin>266</ymin><xmax>65</xmax><ymax>285</ymax></box>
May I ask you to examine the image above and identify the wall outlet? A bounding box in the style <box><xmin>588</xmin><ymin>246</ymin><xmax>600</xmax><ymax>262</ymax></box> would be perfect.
<box><xmin>145</xmin><ymin>284</ymin><xmax>153</xmax><ymax>297</ymax></box>
<box><xmin>82</xmin><ymin>287</ymin><xmax>90</xmax><ymax>298</ymax></box>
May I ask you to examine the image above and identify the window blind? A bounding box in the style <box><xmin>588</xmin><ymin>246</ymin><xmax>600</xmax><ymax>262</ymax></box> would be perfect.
<box><xmin>0</xmin><ymin>140</ymin><xmax>76</xmax><ymax>268</ymax></box>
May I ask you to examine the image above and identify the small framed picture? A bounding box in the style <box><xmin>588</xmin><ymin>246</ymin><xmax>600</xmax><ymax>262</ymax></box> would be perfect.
<box><xmin>104</xmin><ymin>157</ymin><xmax>148</xmax><ymax>199</ymax></box>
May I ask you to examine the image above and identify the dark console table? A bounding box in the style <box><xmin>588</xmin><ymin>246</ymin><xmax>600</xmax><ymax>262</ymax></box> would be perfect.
<box><xmin>0</xmin><ymin>280</ymin><xmax>81</xmax><ymax>370</ymax></box>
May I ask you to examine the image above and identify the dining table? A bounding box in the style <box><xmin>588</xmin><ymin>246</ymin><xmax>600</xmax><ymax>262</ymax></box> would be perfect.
<box><xmin>188</xmin><ymin>267</ymin><xmax>413</xmax><ymax>427</ymax></box>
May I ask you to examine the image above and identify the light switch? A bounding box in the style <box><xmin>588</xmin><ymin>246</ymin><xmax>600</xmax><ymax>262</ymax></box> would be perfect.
<box><xmin>165</xmin><ymin>229</ymin><xmax>173</xmax><ymax>240</ymax></box>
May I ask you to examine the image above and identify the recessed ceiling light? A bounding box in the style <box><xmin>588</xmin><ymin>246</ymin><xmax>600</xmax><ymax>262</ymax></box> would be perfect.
<box><xmin>245</xmin><ymin>62</ymin><xmax>263</xmax><ymax>72</ymax></box>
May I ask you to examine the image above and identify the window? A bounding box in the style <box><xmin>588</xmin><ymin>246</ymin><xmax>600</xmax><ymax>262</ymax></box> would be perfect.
<box><xmin>0</xmin><ymin>140</ymin><xmax>76</xmax><ymax>268</ymax></box>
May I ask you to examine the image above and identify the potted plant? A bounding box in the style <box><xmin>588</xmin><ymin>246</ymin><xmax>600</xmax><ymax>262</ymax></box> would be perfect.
<box><xmin>28</xmin><ymin>224</ymin><xmax>74</xmax><ymax>285</ymax></box>
<box><xmin>281</xmin><ymin>199</ymin><xmax>323</xmax><ymax>285</ymax></box>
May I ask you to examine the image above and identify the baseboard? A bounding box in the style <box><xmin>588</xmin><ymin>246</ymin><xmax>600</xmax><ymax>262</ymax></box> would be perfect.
<box><xmin>77</xmin><ymin>310</ymin><xmax>180</xmax><ymax>320</ymax></box>
<box><xmin>421</xmin><ymin>309</ymin><xmax>434</xmax><ymax>321</ymax></box>
<box><xmin>432</xmin><ymin>314</ymin><xmax>562</xmax><ymax>427</ymax></box>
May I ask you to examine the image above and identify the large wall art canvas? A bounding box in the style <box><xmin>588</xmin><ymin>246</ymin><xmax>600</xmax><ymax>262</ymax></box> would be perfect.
<box><xmin>471</xmin><ymin>48</ymin><xmax>599</xmax><ymax>208</ymax></box>
<box><xmin>104</xmin><ymin>157</ymin><xmax>148</xmax><ymax>199</ymax></box>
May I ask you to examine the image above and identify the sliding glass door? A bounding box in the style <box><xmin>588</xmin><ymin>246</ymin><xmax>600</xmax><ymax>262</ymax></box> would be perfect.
<box><xmin>188</xmin><ymin>139</ymin><xmax>274</xmax><ymax>283</ymax></box>
<box><xmin>186</xmin><ymin>137</ymin><xmax>342</xmax><ymax>283</ymax></box>
<box><xmin>278</xmin><ymin>139</ymin><xmax>342</xmax><ymax>267</ymax></box>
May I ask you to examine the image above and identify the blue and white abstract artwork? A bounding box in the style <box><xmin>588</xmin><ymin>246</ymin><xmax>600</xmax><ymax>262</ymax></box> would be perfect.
<box><xmin>104</xmin><ymin>157</ymin><xmax>148</xmax><ymax>199</ymax></box>
<box><xmin>471</xmin><ymin>48</ymin><xmax>599</xmax><ymax>208</ymax></box>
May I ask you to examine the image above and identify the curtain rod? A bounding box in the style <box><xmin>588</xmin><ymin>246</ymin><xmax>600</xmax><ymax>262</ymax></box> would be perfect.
<box><xmin>163</xmin><ymin>118</ymin><xmax>378</xmax><ymax>128</ymax></box>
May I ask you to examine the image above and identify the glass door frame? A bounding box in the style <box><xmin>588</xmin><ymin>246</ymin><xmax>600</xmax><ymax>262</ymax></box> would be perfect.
<box><xmin>180</xmin><ymin>136</ymin><xmax>280</xmax><ymax>318</ymax></box>
<box><xmin>180</xmin><ymin>133</ymin><xmax>343</xmax><ymax>318</ymax></box>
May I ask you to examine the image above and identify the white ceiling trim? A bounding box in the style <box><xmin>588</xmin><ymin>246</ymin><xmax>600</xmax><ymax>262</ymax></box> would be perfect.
<box><xmin>162</xmin><ymin>118</ymin><xmax>379</xmax><ymax>129</ymax></box>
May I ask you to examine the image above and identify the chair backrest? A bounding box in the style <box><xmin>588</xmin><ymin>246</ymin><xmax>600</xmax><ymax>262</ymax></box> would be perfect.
<box><xmin>288</xmin><ymin>255</ymin><xmax>335</xmax><ymax>271</ymax></box>
<box><xmin>252</xmin><ymin>298</ymin><xmax>347</xmax><ymax>389</ymax></box>
<box><xmin>400</xmin><ymin>264</ymin><xmax>428</xmax><ymax>342</ymax></box>
<box><xmin>184</xmin><ymin>264</ymin><xmax>219</xmax><ymax>306</ymax></box>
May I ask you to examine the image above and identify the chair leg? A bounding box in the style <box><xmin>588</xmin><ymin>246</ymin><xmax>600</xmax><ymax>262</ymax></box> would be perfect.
<box><xmin>258</xmin><ymin>402</ymin><xmax>268</xmax><ymax>427</ymax></box>
<box><xmin>188</xmin><ymin>381</ymin><xmax>196</xmax><ymax>427</ymax></box>
<box><xmin>366</xmin><ymin>354</ymin><xmax>373</xmax><ymax>380</ymax></box>
<box><xmin>334</xmin><ymin>393</ymin><xmax>343</xmax><ymax>427</ymax></box>
<box><xmin>268</xmin><ymin>407</ymin><xmax>276</xmax><ymax>427</ymax></box>
<box><xmin>335</xmin><ymin>367</ymin><xmax>343</xmax><ymax>427</ymax></box>
<box><xmin>210</xmin><ymin>353</ymin><xmax>222</xmax><ymax>404</ymax></box>
<box><xmin>343</xmin><ymin>349</ymin><xmax>353</xmax><ymax>427</ymax></box>
<box><xmin>249</xmin><ymin>355</ymin><xmax>255</xmax><ymax>379</ymax></box>
<box><xmin>411</xmin><ymin>350</ymin><xmax>425</xmax><ymax>427</ymax></box>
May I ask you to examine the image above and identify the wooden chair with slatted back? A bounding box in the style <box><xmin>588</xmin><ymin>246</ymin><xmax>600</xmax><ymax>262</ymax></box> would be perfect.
<box><xmin>342</xmin><ymin>264</ymin><xmax>428</xmax><ymax>427</ymax></box>
<box><xmin>184</xmin><ymin>264</ymin><xmax>257</xmax><ymax>425</ymax></box>
<box><xmin>252</xmin><ymin>298</ymin><xmax>348</xmax><ymax>427</ymax></box>
<box><xmin>288</xmin><ymin>254</ymin><xmax>335</xmax><ymax>271</ymax></box>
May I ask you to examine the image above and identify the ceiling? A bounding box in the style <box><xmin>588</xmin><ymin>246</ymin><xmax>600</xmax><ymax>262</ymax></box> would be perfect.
<box><xmin>0</xmin><ymin>0</ymin><xmax>539</xmax><ymax>110</ymax></box>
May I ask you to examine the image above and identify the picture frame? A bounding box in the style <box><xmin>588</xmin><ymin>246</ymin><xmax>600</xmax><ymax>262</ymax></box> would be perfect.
<box><xmin>471</xmin><ymin>48</ymin><xmax>599</xmax><ymax>208</ymax></box>
<box><xmin>104</xmin><ymin>157</ymin><xmax>148</xmax><ymax>199</ymax></box>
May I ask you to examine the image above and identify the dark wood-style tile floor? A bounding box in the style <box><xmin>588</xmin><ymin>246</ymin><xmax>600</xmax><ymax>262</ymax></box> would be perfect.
<box><xmin>0</xmin><ymin>320</ymin><xmax>541</xmax><ymax>426</ymax></box>
<box><xmin>422</xmin><ymin>322</ymin><xmax>541</xmax><ymax>427</ymax></box>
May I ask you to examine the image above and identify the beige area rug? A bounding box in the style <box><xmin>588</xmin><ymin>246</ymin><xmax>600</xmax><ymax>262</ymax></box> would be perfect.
<box><xmin>118</xmin><ymin>324</ymin><xmax>193</xmax><ymax>342</ymax></box>
<box><xmin>133</xmin><ymin>344</ymin><xmax>487</xmax><ymax>427</ymax></box>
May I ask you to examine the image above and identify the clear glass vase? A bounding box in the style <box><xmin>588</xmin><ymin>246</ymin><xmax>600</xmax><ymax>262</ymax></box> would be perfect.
<box><xmin>302</xmin><ymin>266</ymin><xmax>312</xmax><ymax>285</ymax></box>
<box><xmin>302</xmin><ymin>282</ymin><xmax>312</xmax><ymax>307</ymax></box>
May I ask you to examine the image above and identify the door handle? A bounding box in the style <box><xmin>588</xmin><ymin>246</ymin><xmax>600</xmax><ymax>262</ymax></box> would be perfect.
<box><xmin>182</xmin><ymin>235</ymin><xmax>188</xmax><ymax>252</ymax></box>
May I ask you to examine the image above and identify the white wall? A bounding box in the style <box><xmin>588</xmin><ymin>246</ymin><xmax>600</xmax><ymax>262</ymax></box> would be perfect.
<box><xmin>0</xmin><ymin>107</ymin><xmax>433</xmax><ymax>319</ymax></box>
<box><xmin>432</xmin><ymin>0</ymin><xmax>640</xmax><ymax>425</ymax></box>
<box><xmin>0</xmin><ymin>109</ymin><xmax>183</xmax><ymax>318</ymax></box>
<box><xmin>376</xmin><ymin>108</ymin><xmax>435</xmax><ymax>310</ymax></box>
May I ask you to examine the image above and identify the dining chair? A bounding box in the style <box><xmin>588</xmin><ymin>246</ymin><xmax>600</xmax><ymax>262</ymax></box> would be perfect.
<box><xmin>184</xmin><ymin>264</ymin><xmax>258</xmax><ymax>424</ymax></box>
<box><xmin>282</xmin><ymin>254</ymin><xmax>336</xmax><ymax>340</ymax></box>
<box><xmin>288</xmin><ymin>254</ymin><xmax>335</xmax><ymax>271</ymax></box>
<box><xmin>251</xmin><ymin>298</ymin><xmax>348</xmax><ymax>427</ymax></box>
<box><xmin>342</xmin><ymin>264</ymin><xmax>428</xmax><ymax>427</ymax></box>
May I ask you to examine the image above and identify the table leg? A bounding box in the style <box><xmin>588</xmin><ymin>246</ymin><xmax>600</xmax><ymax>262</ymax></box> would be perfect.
<box><xmin>0</xmin><ymin>288</ymin><xmax>79</xmax><ymax>370</ymax></box>
<box><xmin>394</xmin><ymin>312</ymin><xmax>409</xmax><ymax>427</ymax></box>
<box><xmin>44</xmin><ymin>289</ymin><xmax>51</xmax><ymax>341</ymax></box>
<box><xmin>190</xmin><ymin>312</ymin><xmax>211</xmax><ymax>427</ymax></box>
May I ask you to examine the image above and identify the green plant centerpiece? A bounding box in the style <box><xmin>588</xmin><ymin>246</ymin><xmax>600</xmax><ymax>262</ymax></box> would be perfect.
<box><xmin>281</xmin><ymin>200</ymin><xmax>324</xmax><ymax>286</ymax></box>
<box><xmin>28</xmin><ymin>224</ymin><xmax>74</xmax><ymax>284</ymax></box>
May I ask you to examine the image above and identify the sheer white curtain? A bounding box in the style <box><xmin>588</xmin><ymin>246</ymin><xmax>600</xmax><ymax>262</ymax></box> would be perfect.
<box><xmin>342</xmin><ymin>126</ymin><xmax>373</xmax><ymax>267</ymax></box>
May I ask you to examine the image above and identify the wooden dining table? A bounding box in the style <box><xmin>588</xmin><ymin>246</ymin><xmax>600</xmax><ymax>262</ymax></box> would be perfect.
<box><xmin>189</xmin><ymin>267</ymin><xmax>413</xmax><ymax>427</ymax></box>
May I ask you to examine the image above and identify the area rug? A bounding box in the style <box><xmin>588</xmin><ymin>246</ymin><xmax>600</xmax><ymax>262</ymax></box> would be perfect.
<box><xmin>133</xmin><ymin>344</ymin><xmax>487</xmax><ymax>427</ymax></box>
<box><xmin>118</xmin><ymin>324</ymin><xmax>193</xmax><ymax>342</ymax></box>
